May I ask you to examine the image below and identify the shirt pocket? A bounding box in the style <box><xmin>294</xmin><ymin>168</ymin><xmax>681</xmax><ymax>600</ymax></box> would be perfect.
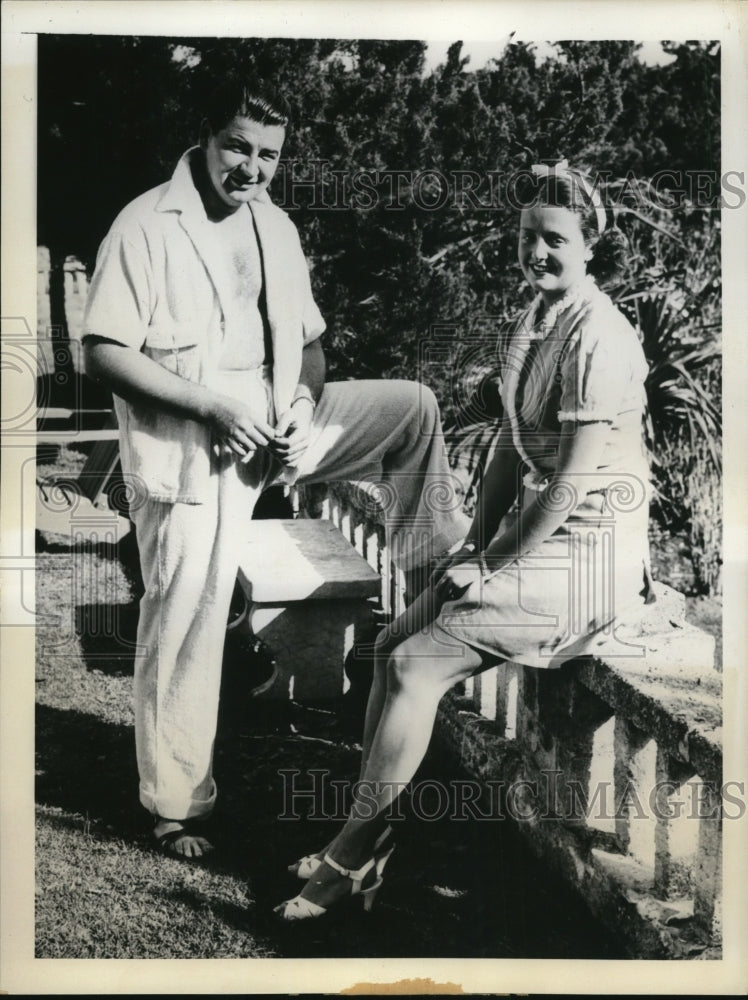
<box><xmin>144</xmin><ymin>324</ymin><xmax>202</xmax><ymax>381</ymax></box>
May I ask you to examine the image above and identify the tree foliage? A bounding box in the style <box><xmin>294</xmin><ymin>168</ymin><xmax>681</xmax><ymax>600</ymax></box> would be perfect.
<box><xmin>39</xmin><ymin>36</ymin><xmax>720</xmax><ymax>370</ymax></box>
<box><xmin>38</xmin><ymin>35</ymin><xmax>722</xmax><ymax>591</ymax></box>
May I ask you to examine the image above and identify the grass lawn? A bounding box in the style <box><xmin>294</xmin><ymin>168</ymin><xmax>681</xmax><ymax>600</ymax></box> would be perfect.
<box><xmin>34</xmin><ymin>447</ymin><xmax>721</xmax><ymax>960</ymax></box>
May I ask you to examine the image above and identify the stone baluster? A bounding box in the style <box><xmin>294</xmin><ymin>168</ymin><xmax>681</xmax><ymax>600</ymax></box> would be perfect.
<box><xmin>497</xmin><ymin>662</ymin><xmax>520</xmax><ymax>739</ymax></box>
<box><xmin>652</xmin><ymin>748</ymin><xmax>698</xmax><ymax>901</ymax></box>
<box><xmin>692</xmin><ymin>778</ymin><xmax>722</xmax><ymax>941</ymax></box>
<box><xmin>613</xmin><ymin>719</ymin><xmax>657</xmax><ymax>875</ymax></box>
<box><xmin>532</xmin><ymin>671</ymin><xmax>613</xmax><ymax>829</ymax></box>
<box><xmin>472</xmin><ymin>668</ymin><xmax>498</xmax><ymax>721</ymax></box>
<box><xmin>587</xmin><ymin>715</ymin><xmax>616</xmax><ymax>835</ymax></box>
<box><xmin>353</xmin><ymin>519</ymin><xmax>364</xmax><ymax>558</ymax></box>
<box><xmin>613</xmin><ymin>716</ymin><xmax>649</xmax><ymax>854</ymax></box>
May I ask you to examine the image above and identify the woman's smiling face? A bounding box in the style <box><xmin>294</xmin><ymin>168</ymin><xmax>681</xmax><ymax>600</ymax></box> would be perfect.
<box><xmin>518</xmin><ymin>204</ymin><xmax>592</xmax><ymax>304</ymax></box>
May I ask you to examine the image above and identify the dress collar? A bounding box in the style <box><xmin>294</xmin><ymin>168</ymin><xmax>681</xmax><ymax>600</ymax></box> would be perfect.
<box><xmin>525</xmin><ymin>275</ymin><xmax>598</xmax><ymax>339</ymax></box>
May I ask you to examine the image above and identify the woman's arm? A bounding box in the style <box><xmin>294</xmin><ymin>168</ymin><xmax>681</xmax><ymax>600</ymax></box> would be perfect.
<box><xmin>435</xmin><ymin>419</ymin><xmax>609</xmax><ymax>599</ymax></box>
<box><xmin>483</xmin><ymin>420</ymin><xmax>609</xmax><ymax>570</ymax></box>
<box><xmin>462</xmin><ymin>415</ymin><xmax>523</xmax><ymax>551</ymax></box>
<box><xmin>83</xmin><ymin>336</ymin><xmax>277</xmax><ymax>457</ymax></box>
<box><xmin>431</xmin><ymin>416</ymin><xmax>522</xmax><ymax>585</ymax></box>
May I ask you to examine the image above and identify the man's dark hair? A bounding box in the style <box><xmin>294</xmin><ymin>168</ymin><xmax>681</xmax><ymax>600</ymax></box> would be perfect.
<box><xmin>203</xmin><ymin>76</ymin><xmax>290</xmax><ymax>133</ymax></box>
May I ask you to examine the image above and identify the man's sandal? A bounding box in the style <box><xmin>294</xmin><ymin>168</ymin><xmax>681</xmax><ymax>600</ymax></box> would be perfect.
<box><xmin>153</xmin><ymin>819</ymin><xmax>214</xmax><ymax>860</ymax></box>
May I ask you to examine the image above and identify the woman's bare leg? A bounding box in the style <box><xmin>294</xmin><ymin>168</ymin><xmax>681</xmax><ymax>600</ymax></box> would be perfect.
<box><xmin>358</xmin><ymin>586</ymin><xmax>441</xmax><ymax>777</ymax></box>
<box><xmin>298</xmin><ymin>588</ymin><xmax>442</xmax><ymax>870</ymax></box>
<box><xmin>294</xmin><ymin>626</ymin><xmax>498</xmax><ymax>909</ymax></box>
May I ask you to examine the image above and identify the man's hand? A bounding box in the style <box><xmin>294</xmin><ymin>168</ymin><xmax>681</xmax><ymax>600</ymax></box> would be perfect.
<box><xmin>271</xmin><ymin>399</ymin><xmax>314</xmax><ymax>467</ymax></box>
<box><xmin>209</xmin><ymin>395</ymin><xmax>277</xmax><ymax>461</ymax></box>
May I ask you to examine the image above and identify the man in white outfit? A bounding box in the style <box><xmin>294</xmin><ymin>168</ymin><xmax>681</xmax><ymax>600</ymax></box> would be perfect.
<box><xmin>83</xmin><ymin>78</ymin><xmax>468</xmax><ymax>857</ymax></box>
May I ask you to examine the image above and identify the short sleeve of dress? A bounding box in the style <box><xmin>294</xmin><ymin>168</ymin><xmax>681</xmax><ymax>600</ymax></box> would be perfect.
<box><xmin>557</xmin><ymin>312</ymin><xmax>638</xmax><ymax>424</ymax></box>
<box><xmin>82</xmin><ymin>230</ymin><xmax>153</xmax><ymax>351</ymax></box>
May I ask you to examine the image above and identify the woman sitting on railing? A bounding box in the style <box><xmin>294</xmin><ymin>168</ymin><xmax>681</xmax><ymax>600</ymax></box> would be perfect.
<box><xmin>275</xmin><ymin>161</ymin><xmax>653</xmax><ymax>921</ymax></box>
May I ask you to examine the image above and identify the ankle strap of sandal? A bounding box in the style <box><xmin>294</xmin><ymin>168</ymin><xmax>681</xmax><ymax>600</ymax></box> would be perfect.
<box><xmin>323</xmin><ymin>852</ymin><xmax>376</xmax><ymax>881</ymax></box>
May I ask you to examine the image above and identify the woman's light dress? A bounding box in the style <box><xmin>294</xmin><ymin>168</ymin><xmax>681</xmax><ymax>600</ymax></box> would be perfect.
<box><xmin>438</xmin><ymin>276</ymin><xmax>652</xmax><ymax>668</ymax></box>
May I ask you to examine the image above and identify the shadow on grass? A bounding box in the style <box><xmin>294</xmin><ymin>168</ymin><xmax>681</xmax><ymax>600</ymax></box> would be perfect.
<box><xmin>36</xmin><ymin>703</ymin><xmax>143</xmax><ymax>838</ymax></box>
<box><xmin>74</xmin><ymin>602</ymin><xmax>141</xmax><ymax>676</ymax></box>
<box><xmin>36</xmin><ymin>689</ymin><xmax>626</xmax><ymax>958</ymax></box>
<box><xmin>213</xmin><ymin>693</ymin><xmax>626</xmax><ymax>958</ymax></box>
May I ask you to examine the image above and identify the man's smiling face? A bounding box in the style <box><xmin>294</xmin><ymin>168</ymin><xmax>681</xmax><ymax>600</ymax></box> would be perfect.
<box><xmin>200</xmin><ymin>115</ymin><xmax>285</xmax><ymax>212</ymax></box>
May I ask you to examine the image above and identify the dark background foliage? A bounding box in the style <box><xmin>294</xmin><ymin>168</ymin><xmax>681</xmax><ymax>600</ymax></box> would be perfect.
<box><xmin>37</xmin><ymin>35</ymin><xmax>722</xmax><ymax>592</ymax></box>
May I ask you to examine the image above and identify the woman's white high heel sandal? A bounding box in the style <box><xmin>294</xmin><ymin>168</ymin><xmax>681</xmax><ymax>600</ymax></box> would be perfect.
<box><xmin>275</xmin><ymin>846</ymin><xmax>395</xmax><ymax>922</ymax></box>
<box><xmin>287</xmin><ymin>825</ymin><xmax>393</xmax><ymax>881</ymax></box>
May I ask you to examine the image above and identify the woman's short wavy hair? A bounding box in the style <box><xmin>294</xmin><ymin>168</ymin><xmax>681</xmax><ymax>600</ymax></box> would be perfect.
<box><xmin>515</xmin><ymin>169</ymin><xmax>628</xmax><ymax>283</ymax></box>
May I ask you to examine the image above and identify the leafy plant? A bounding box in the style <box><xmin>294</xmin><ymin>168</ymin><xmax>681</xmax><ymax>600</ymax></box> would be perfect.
<box><xmin>652</xmin><ymin>423</ymin><xmax>722</xmax><ymax>595</ymax></box>
<box><xmin>607</xmin><ymin>201</ymin><xmax>721</xmax><ymax>594</ymax></box>
<box><xmin>608</xmin><ymin>201</ymin><xmax>720</xmax><ymax>458</ymax></box>
<box><xmin>618</xmin><ymin>279</ymin><xmax>721</xmax><ymax>469</ymax></box>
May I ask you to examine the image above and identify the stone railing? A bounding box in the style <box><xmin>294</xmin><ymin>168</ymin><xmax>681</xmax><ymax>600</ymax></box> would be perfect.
<box><xmin>438</xmin><ymin>588</ymin><xmax>722</xmax><ymax>959</ymax></box>
<box><xmin>292</xmin><ymin>481</ymin><xmax>408</xmax><ymax>619</ymax></box>
<box><xmin>293</xmin><ymin>466</ymin><xmax>723</xmax><ymax>960</ymax></box>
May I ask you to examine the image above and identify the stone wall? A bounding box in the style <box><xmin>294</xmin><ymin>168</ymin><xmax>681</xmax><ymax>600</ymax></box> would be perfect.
<box><xmin>295</xmin><ymin>478</ymin><xmax>723</xmax><ymax>959</ymax></box>
<box><xmin>436</xmin><ymin>592</ymin><xmax>721</xmax><ymax>958</ymax></box>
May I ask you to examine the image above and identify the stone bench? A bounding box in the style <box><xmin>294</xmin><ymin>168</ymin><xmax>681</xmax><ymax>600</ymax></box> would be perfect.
<box><xmin>236</xmin><ymin>518</ymin><xmax>381</xmax><ymax>700</ymax></box>
<box><xmin>435</xmin><ymin>582</ymin><xmax>723</xmax><ymax>958</ymax></box>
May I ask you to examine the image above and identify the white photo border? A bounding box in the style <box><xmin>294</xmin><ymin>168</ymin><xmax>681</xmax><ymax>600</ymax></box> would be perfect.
<box><xmin>2</xmin><ymin>0</ymin><xmax>747</xmax><ymax>993</ymax></box>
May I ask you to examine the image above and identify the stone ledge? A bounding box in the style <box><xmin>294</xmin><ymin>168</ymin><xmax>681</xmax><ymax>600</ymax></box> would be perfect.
<box><xmin>434</xmin><ymin>585</ymin><xmax>722</xmax><ymax>959</ymax></box>
<box><xmin>575</xmin><ymin>621</ymin><xmax>721</xmax><ymax>786</ymax></box>
<box><xmin>436</xmin><ymin>688</ymin><xmax>721</xmax><ymax>959</ymax></box>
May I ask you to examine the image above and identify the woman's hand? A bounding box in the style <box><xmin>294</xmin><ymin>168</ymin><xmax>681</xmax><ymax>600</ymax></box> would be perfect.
<box><xmin>433</xmin><ymin>558</ymin><xmax>483</xmax><ymax>603</ymax></box>
<box><xmin>429</xmin><ymin>544</ymin><xmax>475</xmax><ymax>587</ymax></box>
<box><xmin>271</xmin><ymin>398</ymin><xmax>315</xmax><ymax>467</ymax></box>
<box><xmin>209</xmin><ymin>395</ymin><xmax>277</xmax><ymax>461</ymax></box>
